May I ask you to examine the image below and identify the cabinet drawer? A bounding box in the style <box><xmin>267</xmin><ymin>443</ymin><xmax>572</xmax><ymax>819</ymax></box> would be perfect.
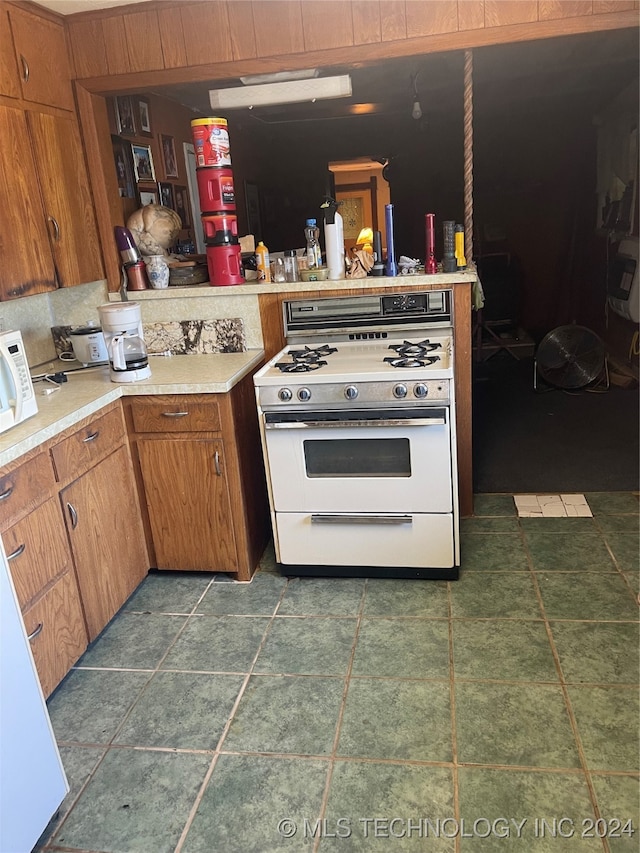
<box><xmin>4</xmin><ymin>497</ymin><xmax>73</xmax><ymax>611</ymax></box>
<box><xmin>52</xmin><ymin>406</ymin><xmax>125</xmax><ymax>483</ymax></box>
<box><xmin>130</xmin><ymin>396</ymin><xmax>220</xmax><ymax>433</ymax></box>
<box><xmin>23</xmin><ymin>570</ymin><xmax>88</xmax><ymax>698</ymax></box>
<box><xmin>0</xmin><ymin>452</ymin><xmax>56</xmax><ymax>530</ymax></box>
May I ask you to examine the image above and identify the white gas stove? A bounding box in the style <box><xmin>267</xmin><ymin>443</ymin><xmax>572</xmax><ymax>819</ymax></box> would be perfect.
<box><xmin>253</xmin><ymin>289</ymin><xmax>460</xmax><ymax>579</ymax></box>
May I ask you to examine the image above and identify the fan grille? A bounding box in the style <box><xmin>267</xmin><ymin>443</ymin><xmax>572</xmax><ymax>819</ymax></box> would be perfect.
<box><xmin>536</xmin><ymin>325</ymin><xmax>605</xmax><ymax>389</ymax></box>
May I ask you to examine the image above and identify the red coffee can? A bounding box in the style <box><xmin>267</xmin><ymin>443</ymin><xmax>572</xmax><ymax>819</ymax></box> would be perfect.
<box><xmin>196</xmin><ymin>167</ymin><xmax>235</xmax><ymax>213</ymax></box>
<box><xmin>202</xmin><ymin>213</ymin><xmax>238</xmax><ymax>245</ymax></box>
<box><xmin>206</xmin><ymin>244</ymin><xmax>244</xmax><ymax>286</ymax></box>
<box><xmin>191</xmin><ymin>117</ymin><xmax>231</xmax><ymax>168</ymax></box>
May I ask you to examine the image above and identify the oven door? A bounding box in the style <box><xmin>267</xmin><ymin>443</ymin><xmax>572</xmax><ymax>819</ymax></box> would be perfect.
<box><xmin>262</xmin><ymin>406</ymin><xmax>453</xmax><ymax>514</ymax></box>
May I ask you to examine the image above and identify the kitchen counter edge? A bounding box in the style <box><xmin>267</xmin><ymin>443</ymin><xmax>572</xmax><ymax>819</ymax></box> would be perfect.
<box><xmin>0</xmin><ymin>350</ymin><xmax>265</xmax><ymax>469</ymax></box>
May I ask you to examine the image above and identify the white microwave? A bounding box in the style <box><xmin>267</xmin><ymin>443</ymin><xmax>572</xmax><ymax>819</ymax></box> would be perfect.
<box><xmin>0</xmin><ymin>330</ymin><xmax>38</xmax><ymax>435</ymax></box>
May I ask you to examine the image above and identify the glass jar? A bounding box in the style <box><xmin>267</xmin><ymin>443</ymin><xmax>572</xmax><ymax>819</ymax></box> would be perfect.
<box><xmin>273</xmin><ymin>256</ymin><xmax>286</xmax><ymax>283</ymax></box>
<box><xmin>284</xmin><ymin>250</ymin><xmax>299</xmax><ymax>283</ymax></box>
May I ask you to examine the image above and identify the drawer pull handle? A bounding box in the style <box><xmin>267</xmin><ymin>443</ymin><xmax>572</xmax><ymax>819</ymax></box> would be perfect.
<box><xmin>67</xmin><ymin>502</ymin><xmax>78</xmax><ymax>530</ymax></box>
<box><xmin>83</xmin><ymin>430</ymin><xmax>99</xmax><ymax>443</ymax></box>
<box><xmin>27</xmin><ymin>622</ymin><xmax>43</xmax><ymax>642</ymax></box>
<box><xmin>7</xmin><ymin>543</ymin><xmax>25</xmax><ymax>561</ymax></box>
<box><xmin>20</xmin><ymin>54</ymin><xmax>29</xmax><ymax>83</ymax></box>
<box><xmin>0</xmin><ymin>484</ymin><xmax>14</xmax><ymax>501</ymax></box>
<box><xmin>214</xmin><ymin>450</ymin><xmax>221</xmax><ymax>476</ymax></box>
<box><xmin>162</xmin><ymin>411</ymin><xmax>189</xmax><ymax>418</ymax></box>
<box><xmin>48</xmin><ymin>215</ymin><xmax>60</xmax><ymax>242</ymax></box>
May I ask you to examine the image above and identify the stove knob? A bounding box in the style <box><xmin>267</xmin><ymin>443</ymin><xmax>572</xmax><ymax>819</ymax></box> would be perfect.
<box><xmin>278</xmin><ymin>388</ymin><xmax>292</xmax><ymax>402</ymax></box>
<box><xmin>393</xmin><ymin>383</ymin><xmax>408</xmax><ymax>399</ymax></box>
<box><xmin>297</xmin><ymin>387</ymin><xmax>311</xmax><ymax>402</ymax></box>
<box><xmin>414</xmin><ymin>382</ymin><xmax>429</xmax><ymax>399</ymax></box>
<box><xmin>344</xmin><ymin>385</ymin><xmax>359</xmax><ymax>400</ymax></box>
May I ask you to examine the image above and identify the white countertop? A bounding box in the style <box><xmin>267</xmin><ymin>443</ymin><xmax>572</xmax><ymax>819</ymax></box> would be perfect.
<box><xmin>0</xmin><ymin>350</ymin><xmax>264</xmax><ymax>469</ymax></box>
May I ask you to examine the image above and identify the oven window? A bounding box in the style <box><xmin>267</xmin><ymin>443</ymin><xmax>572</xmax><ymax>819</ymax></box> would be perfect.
<box><xmin>303</xmin><ymin>438</ymin><xmax>411</xmax><ymax>478</ymax></box>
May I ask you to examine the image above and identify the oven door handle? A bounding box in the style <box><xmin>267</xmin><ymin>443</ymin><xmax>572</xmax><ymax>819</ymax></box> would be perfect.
<box><xmin>311</xmin><ymin>514</ymin><xmax>413</xmax><ymax>525</ymax></box>
<box><xmin>265</xmin><ymin>416</ymin><xmax>445</xmax><ymax>429</ymax></box>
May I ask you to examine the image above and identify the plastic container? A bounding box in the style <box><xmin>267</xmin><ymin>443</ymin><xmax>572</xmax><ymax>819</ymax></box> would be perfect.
<box><xmin>273</xmin><ymin>257</ymin><xmax>286</xmax><ymax>283</ymax></box>
<box><xmin>255</xmin><ymin>241</ymin><xmax>271</xmax><ymax>282</ymax></box>
<box><xmin>206</xmin><ymin>244</ymin><xmax>244</xmax><ymax>286</ymax></box>
<box><xmin>196</xmin><ymin>167</ymin><xmax>235</xmax><ymax>213</ymax></box>
<box><xmin>284</xmin><ymin>250</ymin><xmax>299</xmax><ymax>283</ymax></box>
<box><xmin>190</xmin><ymin>118</ymin><xmax>231</xmax><ymax>168</ymax></box>
<box><xmin>304</xmin><ymin>219</ymin><xmax>322</xmax><ymax>269</ymax></box>
<box><xmin>201</xmin><ymin>213</ymin><xmax>238</xmax><ymax>245</ymax></box>
<box><xmin>323</xmin><ymin>201</ymin><xmax>345</xmax><ymax>281</ymax></box>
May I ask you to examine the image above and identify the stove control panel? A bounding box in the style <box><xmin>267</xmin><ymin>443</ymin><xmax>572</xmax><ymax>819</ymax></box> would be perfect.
<box><xmin>262</xmin><ymin>380</ymin><xmax>450</xmax><ymax>409</ymax></box>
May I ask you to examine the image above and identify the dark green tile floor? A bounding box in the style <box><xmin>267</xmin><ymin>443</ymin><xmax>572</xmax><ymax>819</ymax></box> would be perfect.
<box><xmin>37</xmin><ymin>492</ymin><xmax>638</xmax><ymax>853</ymax></box>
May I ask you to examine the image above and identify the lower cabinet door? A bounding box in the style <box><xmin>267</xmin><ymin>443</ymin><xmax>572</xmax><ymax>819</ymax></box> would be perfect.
<box><xmin>61</xmin><ymin>446</ymin><xmax>148</xmax><ymax>641</ymax></box>
<box><xmin>137</xmin><ymin>438</ymin><xmax>238</xmax><ymax>572</ymax></box>
<box><xmin>22</xmin><ymin>570</ymin><xmax>87</xmax><ymax>698</ymax></box>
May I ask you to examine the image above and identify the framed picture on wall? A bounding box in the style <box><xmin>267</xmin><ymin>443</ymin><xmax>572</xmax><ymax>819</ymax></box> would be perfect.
<box><xmin>160</xmin><ymin>134</ymin><xmax>179</xmax><ymax>179</ymax></box>
<box><xmin>173</xmin><ymin>185</ymin><xmax>190</xmax><ymax>228</ymax></box>
<box><xmin>137</xmin><ymin>97</ymin><xmax>152</xmax><ymax>137</ymax></box>
<box><xmin>158</xmin><ymin>181</ymin><xmax>174</xmax><ymax>208</ymax></box>
<box><xmin>115</xmin><ymin>96</ymin><xmax>136</xmax><ymax>136</ymax></box>
<box><xmin>131</xmin><ymin>143</ymin><xmax>156</xmax><ymax>182</ymax></box>
<box><xmin>139</xmin><ymin>185</ymin><xmax>158</xmax><ymax>206</ymax></box>
<box><xmin>111</xmin><ymin>135</ymin><xmax>137</xmax><ymax>200</ymax></box>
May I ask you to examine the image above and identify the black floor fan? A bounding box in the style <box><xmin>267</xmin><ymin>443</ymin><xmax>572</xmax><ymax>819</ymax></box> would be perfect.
<box><xmin>533</xmin><ymin>325</ymin><xmax>609</xmax><ymax>392</ymax></box>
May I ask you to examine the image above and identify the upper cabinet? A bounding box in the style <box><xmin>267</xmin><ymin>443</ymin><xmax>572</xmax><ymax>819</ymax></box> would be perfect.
<box><xmin>0</xmin><ymin>105</ymin><xmax>103</xmax><ymax>301</ymax></box>
<box><xmin>7</xmin><ymin>4</ymin><xmax>74</xmax><ymax>111</ymax></box>
<box><xmin>0</xmin><ymin>3</ymin><xmax>19</xmax><ymax>98</ymax></box>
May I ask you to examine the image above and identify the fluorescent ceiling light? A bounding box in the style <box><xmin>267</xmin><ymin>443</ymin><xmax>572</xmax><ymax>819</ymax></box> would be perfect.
<box><xmin>239</xmin><ymin>69</ymin><xmax>319</xmax><ymax>86</ymax></box>
<box><xmin>209</xmin><ymin>75</ymin><xmax>352</xmax><ymax>110</ymax></box>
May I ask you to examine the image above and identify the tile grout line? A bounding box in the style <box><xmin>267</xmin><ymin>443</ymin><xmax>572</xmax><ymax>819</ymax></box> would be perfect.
<box><xmin>447</xmin><ymin>580</ymin><xmax>461</xmax><ymax>853</ymax></box>
<box><xmin>172</xmin><ymin>578</ymin><xmax>292</xmax><ymax>853</ymax></box>
<box><xmin>43</xmin><ymin>577</ymin><xmax>219</xmax><ymax>850</ymax></box>
<box><xmin>521</xmin><ymin>531</ymin><xmax>612</xmax><ymax>853</ymax></box>
<box><xmin>312</xmin><ymin>578</ymin><xmax>369</xmax><ymax>853</ymax></box>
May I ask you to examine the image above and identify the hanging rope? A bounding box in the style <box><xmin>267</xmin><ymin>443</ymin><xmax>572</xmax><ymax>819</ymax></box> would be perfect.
<box><xmin>463</xmin><ymin>50</ymin><xmax>473</xmax><ymax>264</ymax></box>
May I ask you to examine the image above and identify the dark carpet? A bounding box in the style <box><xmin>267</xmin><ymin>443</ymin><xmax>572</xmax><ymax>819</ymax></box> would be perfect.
<box><xmin>472</xmin><ymin>351</ymin><xmax>639</xmax><ymax>494</ymax></box>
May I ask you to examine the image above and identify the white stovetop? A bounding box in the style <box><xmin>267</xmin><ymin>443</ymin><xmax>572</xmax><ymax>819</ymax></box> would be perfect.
<box><xmin>255</xmin><ymin>335</ymin><xmax>453</xmax><ymax>386</ymax></box>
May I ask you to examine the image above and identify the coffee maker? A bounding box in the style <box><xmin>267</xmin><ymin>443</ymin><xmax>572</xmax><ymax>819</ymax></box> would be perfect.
<box><xmin>97</xmin><ymin>302</ymin><xmax>151</xmax><ymax>383</ymax></box>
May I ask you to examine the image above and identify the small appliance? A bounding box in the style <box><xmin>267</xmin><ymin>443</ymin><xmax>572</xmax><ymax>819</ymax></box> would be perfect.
<box><xmin>0</xmin><ymin>330</ymin><xmax>38</xmax><ymax>434</ymax></box>
<box><xmin>69</xmin><ymin>326</ymin><xmax>109</xmax><ymax>366</ymax></box>
<box><xmin>97</xmin><ymin>303</ymin><xmax>151</xmax><ymax>383</ymax></box>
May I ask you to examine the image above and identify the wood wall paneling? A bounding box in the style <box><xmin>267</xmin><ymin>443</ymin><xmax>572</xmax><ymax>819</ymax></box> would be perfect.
<box><xmin>406</xmin><ymin>1</ymin><xmax>459</xmax><ymax>37</ymax></box>
<box><xmin>67</xmin><ymin>19</ymin><xmax>108</xmax><ymax>78</ymax></box>
<box><xmin>157</xmin><ymin>5</ymin><xmax>187</xmax><ymax>69</ymax></box>
<box><xmin>352</xmin><ymin>0</ymin><xmax>382</xmax><ymax>45</ymax></box>
<box><xmin>301</xmin><ymin>1</ymin><xmax>355</xmax><ymax>51</ymax></box>
<box><xmin>123</xmin><ymin>10</ymin><xmax>165</xmax><ymax>73</ymax></box>
<box><xmin>592</xmin><ymin>1</ymin><xmax>635</xmax><ymax>9</ymax></box>
<box><xmin>102</xmin><ymin>16</ymin><xmax>131</xmax><ymax>76</ymax></box>
<box><xmin>458</xmin><ymin>0</ymin><xmax>486</xmax><ymax>30</ymax></box>
<box><xmin>251</xmin><ymin>1</ymin><xmax>305</xmax><ymax>56</ymax></box>
<box><xmin>228</xmin><ymin>1</ymin><xmax>257</xmax><ymax>60</ymax></box>
<box><xmin>484</xmin><ymin>1</ymin><xmax>538</xmax><ymax>27</ymax></box>
<box><xmin>379</xmin><ymin>0</ymin><xmax>407</xmax><ymax>41</ymax></box>
<box><xmin>539</xmin><ymin>1</ymin><xmax>594</xmax><ymax>18</ymax></box>
<box><xmin>180</xmin><ymin>2</ymin><xmax>234</xmax><ymax>66</ymax></box>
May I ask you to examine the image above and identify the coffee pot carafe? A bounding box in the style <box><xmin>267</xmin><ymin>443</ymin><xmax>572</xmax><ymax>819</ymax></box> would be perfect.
<box><xmin>97</xmin><ymin>302</ymin><xmax>151</xmax><ymax>383</ymax></box>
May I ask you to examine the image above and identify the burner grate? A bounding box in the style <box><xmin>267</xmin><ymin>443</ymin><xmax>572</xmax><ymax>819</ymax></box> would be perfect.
<box><xmin>276</xmin><ymin>344</ymin><xmax>338</xmax><ymax>373</ymax></box>
<box><xmin>276</xmin><ymin>360</ymin><xmax>327</xmax><ymax>373</ymax></box>
<box><xmin>388</xmin><ymin>339</ymin><xmax>443</xmax><ymax>358</ymax></box>
<box><xmin>383</xmin><ymin>355</ymin><xmax>440</xmax><ymax>369</ymax></box>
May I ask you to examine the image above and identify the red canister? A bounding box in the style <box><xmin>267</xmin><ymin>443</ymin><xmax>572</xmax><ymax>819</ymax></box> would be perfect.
<box><xmin>206</xmin><ymin>244</ymin><xmax>244</xmax><ymax>286</ymax></box>
<box><xmin>202</xmin><ymin>213</ymin><xmax>238</xmax><ymax>245</ymax></box>
<box><xmin>191</xmin><ymin>117</ymin><xmax>231</xmax><ymax>168</ymax></box>
<box><xmin>196</xmin><ymin>167</ymin><xmax>235</xmax><ymax>213</ymax></box>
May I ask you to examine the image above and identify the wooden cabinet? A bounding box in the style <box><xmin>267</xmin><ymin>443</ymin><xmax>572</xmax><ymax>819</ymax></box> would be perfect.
<box><xmin>0</xmin><ymin>451</ymin><xmax>87</xmax><ymax>698</ymax></box>
<box><xmin>55</xmin><ymin>407</ymin><xmax>148</xmax><ymax>641</ymax></box>
<box><xmin>126</xmin><ymin>375</ymin><xmax>270</xmax><ymax>581</ymax></box>
<box><xmin>7</xmin><ymin>4</ymin><xmax>74</xmax><ymax>110</ymax></box>
<box><xmin>0</xmin><ymin>104</ymin><xmax>103</xmax><ymax>301</ymax></box>
<box><xmin>0</xmin><ymin>2</ymin><xmax>19</xmax><ymax>98</ymax></box>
